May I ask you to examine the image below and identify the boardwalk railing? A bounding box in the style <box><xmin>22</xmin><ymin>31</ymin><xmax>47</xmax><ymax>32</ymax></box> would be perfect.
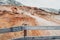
<box><xmin>0</xmin><ymin>26</ymin><xmax>60</xmax><ymax>33</ymax></box>
<box><xmin>0</xmin><ymin>26</ymin><xmax>60</xmax><ymax>40</ymax></box>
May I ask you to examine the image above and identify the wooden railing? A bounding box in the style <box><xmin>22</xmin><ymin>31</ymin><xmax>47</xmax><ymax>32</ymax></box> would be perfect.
<box><xmin>0</xmin><ymin>26</ymin><xmax>60</xmax><ymax>40</ymax></box>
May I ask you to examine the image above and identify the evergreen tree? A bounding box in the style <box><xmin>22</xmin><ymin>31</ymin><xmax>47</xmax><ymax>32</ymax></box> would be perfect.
<box><xmin>0</xmin><ymin>0</ymin><xmax>23</xmax><ymax>6</ymax></box>
<box><xmin>59</xmin><ymin>9</ymin><xmax>60</xmax><ymax>14</ymax></box>
<box><xmin>7</xmin><ymin>0</ymin><xmax>23</xmax><ymax>6</ymax></box>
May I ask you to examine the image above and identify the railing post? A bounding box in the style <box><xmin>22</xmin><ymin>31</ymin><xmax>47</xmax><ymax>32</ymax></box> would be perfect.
<box><xmin>24</xmin><ymin>30</ymin><xmax>27</xmax><ymax>38</ymax></box>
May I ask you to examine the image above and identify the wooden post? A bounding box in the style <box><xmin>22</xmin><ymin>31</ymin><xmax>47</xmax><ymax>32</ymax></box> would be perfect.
<box><xmin>24</xmin><ymin>30</ymin><xmax>27</xmax><ymax>38</ymax></box>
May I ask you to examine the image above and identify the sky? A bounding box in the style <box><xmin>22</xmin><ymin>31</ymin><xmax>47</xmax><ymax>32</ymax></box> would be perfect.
<box><xmin>16</xmin><ymin>0</ymin><xmax>60</xmax><ymax>9</ymax></box>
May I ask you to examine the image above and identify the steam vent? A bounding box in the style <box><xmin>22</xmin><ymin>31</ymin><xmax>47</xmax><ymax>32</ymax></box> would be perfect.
<box><xmin>0</xmin><ymin>0</ymin><xmax>60</xmax><ymax>40</ymax></box>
